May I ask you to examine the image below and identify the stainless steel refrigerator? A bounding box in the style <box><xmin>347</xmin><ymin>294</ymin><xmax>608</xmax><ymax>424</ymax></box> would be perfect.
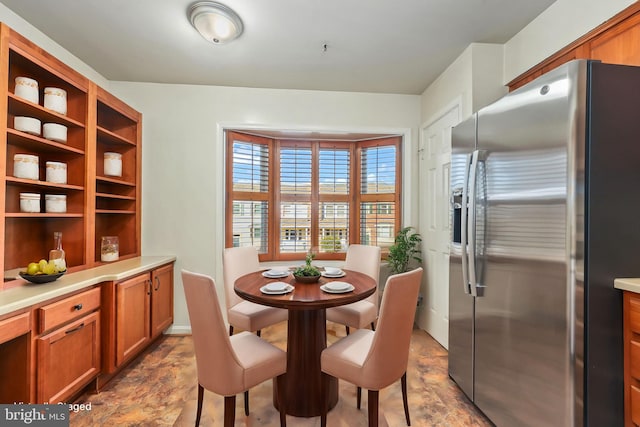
<box><xmin>449</xmin><ymin>59</ymin><xmax>640</xmax><ymax>426</ymax></box>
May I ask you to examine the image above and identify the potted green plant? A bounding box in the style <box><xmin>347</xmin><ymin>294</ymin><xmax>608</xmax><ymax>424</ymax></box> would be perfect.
<box><xmin>293</xmin><ymin>252</ymin><xmax>321</xmax><ymax>283</ymax></box>
<box><xmin>387</xmin><ymin>226</ymin><xmax>423</xmax><ymax>274</ymax></box>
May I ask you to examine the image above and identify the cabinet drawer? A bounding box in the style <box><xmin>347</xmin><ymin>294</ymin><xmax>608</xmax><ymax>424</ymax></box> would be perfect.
<box><xmin>629</xmin><ymin>296</ymin><xmax>640</xmax><ymax>334</ymax></box>
<box><xmin>631</xmin><ymin>341</ymin><xmax>640</xmax><ymax>380</ymax></box>
<box><xmin>39</xmin><ymin>287</ymin><xmax>100</xmax><ymax>333</ymax></box>
<box><xmin>0</xmin><ymin>312</ymin><xmax>30</xmax><ymax>344</ymax></box>
<box><xmin>632</xmin><ymin>385</ymin><xmax>640</xmax><ymax>426</ymax></box>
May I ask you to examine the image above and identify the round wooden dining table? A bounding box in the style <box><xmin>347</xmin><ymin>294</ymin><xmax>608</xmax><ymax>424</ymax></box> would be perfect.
<box><xmin>234</xmin><ymin>269</ymin><xmax>377</xmax><ymax>418</ymax></box>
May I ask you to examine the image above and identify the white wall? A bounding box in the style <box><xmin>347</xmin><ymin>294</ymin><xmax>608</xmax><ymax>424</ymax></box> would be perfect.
<box><xmin>420</xmin><ymin>43</ymin><xmax>505</xmax><ymax>126</ymax></box>
<box><xmin>108</xmin><ymin>82</ymin><xmax>421</xmax><ymax>333</ymax></box>
<box><xmin>504</xmin><ymin>0</ymin><xmax>636</xmax><ymax>83</ymax></box>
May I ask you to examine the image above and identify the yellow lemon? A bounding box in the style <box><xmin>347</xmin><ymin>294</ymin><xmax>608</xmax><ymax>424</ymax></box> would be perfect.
<box><xmin>38</xmin><ymin>259</ymin><xmax>48</xmax><ymax>272</ymax></box>
<box><xmin>26</xmin><ymin>262</ymin><xmax>39</xmax><ymax>275</ymax></box>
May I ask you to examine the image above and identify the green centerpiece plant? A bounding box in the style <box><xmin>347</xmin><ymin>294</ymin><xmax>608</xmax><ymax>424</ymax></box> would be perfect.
<box><xmin>293</xmin><ymin>252</ymin><xmax>321</xmax><ymax>283</ymax></box>
<box><xmin>387</xmin><ymin>226</ymin><xmax>423</xmax><ymax>274</ymax></box>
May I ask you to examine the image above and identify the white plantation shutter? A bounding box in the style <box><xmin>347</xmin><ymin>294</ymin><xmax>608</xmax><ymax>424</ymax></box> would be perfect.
<box><xmin>359</xmin><ymin>143</ymin><xmax>398</xmax><ymax>249</ymax></box>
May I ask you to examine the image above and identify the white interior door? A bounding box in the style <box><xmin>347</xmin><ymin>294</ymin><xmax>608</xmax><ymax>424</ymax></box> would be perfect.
<box><xmin>417</xmin><ymin>104</ymin><xmax>459</xmax><ymax>348</ymax></box>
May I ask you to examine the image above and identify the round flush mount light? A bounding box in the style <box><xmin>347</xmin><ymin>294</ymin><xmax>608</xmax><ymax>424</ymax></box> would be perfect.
<box><xmin>189</xmin><ymin>1</ymin><xmax>244</xmax><ymax>44</ymax></box>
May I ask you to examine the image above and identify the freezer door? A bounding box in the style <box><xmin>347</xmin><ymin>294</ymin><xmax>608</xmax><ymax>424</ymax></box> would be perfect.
<box><xmin>472</xmin><ymin>62</ymin><xmax>584</xmax><ymax>426</ymax></box>
<box><xmin>448</xmin><ymin>114</ymin><xmax>476</xmax><ymax>400</ymax></box>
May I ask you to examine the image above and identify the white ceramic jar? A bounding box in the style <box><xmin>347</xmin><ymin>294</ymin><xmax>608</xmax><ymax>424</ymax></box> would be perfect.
<box><xmin>45</xmin><ymin>161</ymin><xmax>67</xmax><ymax>184</ymax></box>
<box><xmin>14</xmin><ymin>77</ymin><xmax>39</xmax><ymax>103</ymax></box>
<box><xmin>43</xmin><ymin>87</ymin><xmax>67</xmax><ymax>115</ymax></box>
<box><xmin>14</xmin><ymin>154</ymin><xmax>39</xmax><ymax>180</ymax></box>
<box><xmin>45</xmin><ymin>194</ymin><xmax>66</xmax><ymax>213</ymax></box>
<box><xmin>14</xmin><ymin>116</ymin><xmax>41</xmax><ymax>135</ymax></box>
<box><xmin>43</xmin><ymin>123</ymin><xmax>67</xmax><ymax>143</ymax></box>
<box><xmin>104</xmin><ymin>152</ymin><xmax>122</xmax><ymax>177</ymax></box>
<box><xmin>19</xmin><ymin>193</ymin><xmax>40</xmax><ymax>213</ymax></box>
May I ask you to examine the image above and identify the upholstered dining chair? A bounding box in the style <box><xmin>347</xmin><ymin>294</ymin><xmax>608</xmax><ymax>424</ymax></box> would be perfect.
<box><xmin>326</xmin><ymin>244</ymin><xmax>381</xmax><ymax>335</ymax></box>
<box><xmin>320</xmin><ymin>267</ymin><xmax>423</xmax><ymax>427</ymax></box>
<box><xmin>181</xmin><ymin>270</ymin><xmax>287</xmax><ymax>427</ymax></box>
<box><xmin>223</xmin><ymin>246</ymin><xmax>288</xmax><ymax>336</ymax></box>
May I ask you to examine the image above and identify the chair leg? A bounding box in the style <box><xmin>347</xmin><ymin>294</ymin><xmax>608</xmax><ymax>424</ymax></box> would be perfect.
<box><xmin>195</xmin><ymin>384</ymin><xmax>204</xmax><ymax>427</ymax></box>
<box><xmin>371</xmin><ymin>321</ymin><xmax>376</xmax><ymax>331</ymax></box>
<box><xmin>368</xmin><ymin>389</ymin><xmax>379</xmax><ymax>427</ymax></box>
<box><xmin>224</xmin><ymin>395</ymin><xmax>236</xmax><ymax>427</ymax></box>
<box><xmin>229</xmin><ymin>325</ymin><xmax>234</xmax><ymax>336</ymax></box>
<box><xmin>345</xmin><ymin>325</ymin><xmax>350</xmax><ymax>335</ymax></box>
<box><xmin>357</xmin><ymin>386</ymin><xmax>362</xmax><ymax>409</ymax></box>
<box><xmin>401</xmin><ymin>372</ymin><xmax>411</xmax><ymax>426</ymax></box>
<box><xmin>320</xmin><ymin>373</ymin><xmax>329</xmax><ymax>427</ymax></box>
<box><xmin>276</xmin><ymin>374</ymin><xmax>287</xmax><ymax>427</ymax></box>
<box><xmin>244</xmin><ymin>390</ymin><xmax>249</xmax><ymax>416</ymax></box>
<box><xmin>257</xmin><ymin>329</ymin><xmax>261</xmax><ymax>337</ymax></box>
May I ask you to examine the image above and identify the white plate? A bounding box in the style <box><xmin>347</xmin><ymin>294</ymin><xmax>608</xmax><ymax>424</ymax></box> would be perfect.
<box><xmin>264</xmin><ymin>281</ymin><xmax>288</xmax><ymax>292</ymax></box>
<box><xmin>260</xmin><ymin>283</ymin><xmax>294</xmax><ymax>295</ymax></box>
<box><xmin>321</xmin><ymin>271</ymin><xmax>346</xmax><ymax>278</ymax></box>
<box><xmin>262</xmin><ymin>270</ymin><xmax>290</xmax><ymax>278</ymax></box>
<box><xmin>320</xmin><ymin>282</ymin><xmax>354</xmax><ymax>294</ymax></box>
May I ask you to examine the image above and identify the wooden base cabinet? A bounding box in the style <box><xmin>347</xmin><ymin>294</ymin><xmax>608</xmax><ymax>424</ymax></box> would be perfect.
<box><xmin>36</xmin><ymin>311</ymin><xmax>100</xmax><ymax>403</ymax></box>
<box><xmin>624</xmin><ymin>291</ymin><xmax>640</xmax><ymax>426</ymax></box>
<box><xmin>100</xmin><ymin>263</ymin><xmax>174</xmax><ymax>388</ymax></box>
<box><xmin>0</xmin><ymin>312</ymin><xmax>30</xmax><ymax>403</ymax></box>
<box><xmin>151</xmin><ymin>264</ymin><xmax>173</xmax><ymax>339</ymax></box>
<box><xmin>116</xmin><ymin>273</ymin><xmax>150</xmax><ymax>366</ymax></box>
<box><xmin>35</xmin><ymin>287</ymin><xmax>101</xmax><ymax>404</ymax></box>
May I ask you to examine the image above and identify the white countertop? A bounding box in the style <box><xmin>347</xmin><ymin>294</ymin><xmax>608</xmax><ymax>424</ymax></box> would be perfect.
<box><xmin>0</xmin><ymin>256</ymin><xmax>176</xmax><ymax>317</ymax></box>
<box><xmin>614</xmin><ymin>278</ymin><xmax>640</xmax><ymax>294</ymax></box>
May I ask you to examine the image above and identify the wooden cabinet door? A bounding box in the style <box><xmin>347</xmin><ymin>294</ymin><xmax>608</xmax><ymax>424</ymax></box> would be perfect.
<box><xmin>150</xmin><ymin>264</ymin><xmax>173</xmax><ymax>339</ymax></box>
<box><xmin>36</xmin><ymin>311</ymin><xmax>100</xmax><ymax>403</ymax></box>
<box><xmin>591</xmin><ymin>13</ymin><xmax>640</xmax><ymax>66</ymax></box>
<box><xmin>116</xmin><ymin>274</ymin><xmax>150</xmax><ymax>366</ymax></box>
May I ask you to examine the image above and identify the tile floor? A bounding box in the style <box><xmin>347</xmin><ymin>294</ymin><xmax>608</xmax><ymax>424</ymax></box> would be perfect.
<box><xmin>70</xmin><ymin>322</ymin><xmax>491</xmax><ymax>426</ymax></box>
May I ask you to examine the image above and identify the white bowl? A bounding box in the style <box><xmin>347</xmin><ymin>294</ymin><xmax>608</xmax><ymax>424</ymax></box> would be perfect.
<box><xmin>44</xmin><ymin>87</ymin><xmax>67</xmax><ymax>115</ymax></box>
<box><xmin>43</xmin><ymin>123</ymin><xmax>67</xmax><ymax>143</ymax></box>
<box><xmin>14</xmin><ymin>116</ymin><xmax>41</xmax><ymax>135</ymax></box>
<box><xmin>324</xmin><ymin>267</ymin><xmax>342</xmax><ymax>275</ymax></box>
<box><xmin>14</xmin><ymin>76</ymin><xmax>39</xmax><ymax>103</ymax></box>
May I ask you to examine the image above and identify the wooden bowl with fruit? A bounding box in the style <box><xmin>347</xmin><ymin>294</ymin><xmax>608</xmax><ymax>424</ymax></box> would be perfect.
<box><xmin>20</xmin><ymin>259</ymin><xmax>66</xmax><ymax>284</ymax></box>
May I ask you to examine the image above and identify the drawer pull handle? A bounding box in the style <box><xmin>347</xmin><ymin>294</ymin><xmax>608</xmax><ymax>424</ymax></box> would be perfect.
<box><xmin>154</xmin><ymin>276</ymin><xmax>161</xmax><ymax>291</ymax></box>
<box><xmin>73</xmin><ymin>303</ymin><xmax>83</xmax><ymax>311</ymax></box>
<box><xmin>65</xmin><ymin>323</ymin><xmax>85</xmax><ymax>335</ymax></box>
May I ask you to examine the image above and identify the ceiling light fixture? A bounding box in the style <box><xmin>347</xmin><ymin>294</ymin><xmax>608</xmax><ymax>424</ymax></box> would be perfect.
<box><xmin>189</xmin><ymin>1</ymin><xmax>244</xmax><ymax>44</ymax></box>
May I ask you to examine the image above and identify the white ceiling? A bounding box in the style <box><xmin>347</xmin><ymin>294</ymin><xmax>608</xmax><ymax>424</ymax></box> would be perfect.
<box><xmin>0</xmin><ymin>0</ymin><xmax>555</xmax><ymax>95</ymax></box>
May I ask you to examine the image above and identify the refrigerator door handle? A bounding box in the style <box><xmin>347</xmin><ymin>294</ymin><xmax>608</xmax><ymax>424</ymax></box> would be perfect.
<box><xmin>460</xmin><ymin>152</ymin><xmax>472</xmax><ymax>295</ymax></box>
<box><xmin>467</xmin><ymin>150</ymin><xmax>480</xmax><ymax>297</ymax></box>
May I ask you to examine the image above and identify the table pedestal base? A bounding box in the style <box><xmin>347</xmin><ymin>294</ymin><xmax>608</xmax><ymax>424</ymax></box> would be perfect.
<box><xmin>274</xmin><ymin>309</ymin><xmax>338</xmax><ymax>417</ymax></box>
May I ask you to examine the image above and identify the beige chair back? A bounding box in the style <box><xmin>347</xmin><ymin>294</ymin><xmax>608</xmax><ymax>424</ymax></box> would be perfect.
<box><xmin>344</xmin><ymin>244</ymin><xmax>381</xmax><ymax>305</ymax></box>
<box><xmin>362</xmin><ymin>267</ymin><xmax>423</xmax><ymax>389</ymax></box>
<box><xmin>222</xmin><ymin>246</ymin><xmax>261</xmax><ymax>310</ymax></box>
<box><xmin>182</xmin><ymin>269</ymin><xmax>246</xmax><ymax>396</ymax></box>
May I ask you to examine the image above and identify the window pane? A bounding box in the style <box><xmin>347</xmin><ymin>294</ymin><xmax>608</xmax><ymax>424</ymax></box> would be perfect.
<box><xmin>361</xmin><ymin>145</ymin><xmax>396</xmax><ymax>194</ymax></box>
<box><xmin>280</xmin><ymin>202</ymin><xmax>311</xmax><ymax>252</ymax></box>
<box><xmin>232</xmin><ymin>200</ymin><xmax>269</xmax><ymax>253</ymax></box>
<box><xmin>232</xmin><ymin>141</ymin><xmax>269</xmax><ymax>192</ymax></box>
<box><xmin>360</xmin><ymin>202</ymin><xmax>396</xmax><ymax>248</ymax></box>
<box><xmin>319</xmin><ymin>148</ymin><xmax>350</xmax><ymax>194</ymax></box>
<box><xmin>281</xmin><ymin>148</ymin><xmax>312</xmax><ymax>195</ymax></box>
<box><xmin>318</xmin><ymin>202</ymin><xmax>349</xmax><ymax>253</ymax></box>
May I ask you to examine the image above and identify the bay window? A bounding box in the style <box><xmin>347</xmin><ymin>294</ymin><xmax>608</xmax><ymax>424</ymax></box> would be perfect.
<box><xmin>226</xmin><ymin>131</ymin><xmax>401</xmax><ymax>261</ymax></box>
